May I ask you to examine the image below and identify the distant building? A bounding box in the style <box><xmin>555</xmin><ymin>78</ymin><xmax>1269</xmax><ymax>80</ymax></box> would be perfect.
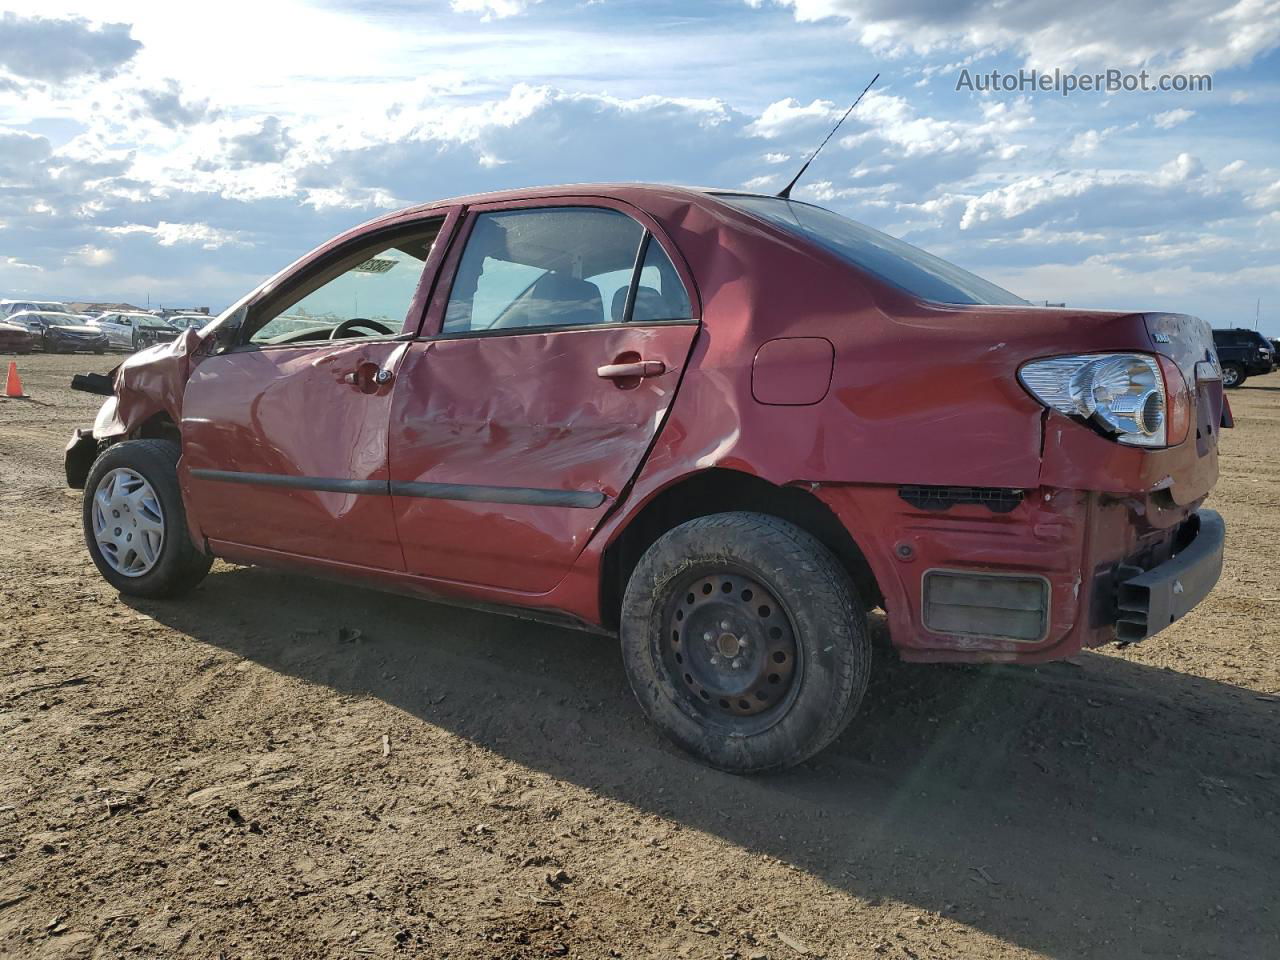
<box><xmin>156</xmin><ymin>307</ymin><xmax>212</xmax><ymax>318</ymax></box>
<box><xmin>68</xmin><ymin>301</ymin><xmax>146</xmax><ymax>314</ymax></box>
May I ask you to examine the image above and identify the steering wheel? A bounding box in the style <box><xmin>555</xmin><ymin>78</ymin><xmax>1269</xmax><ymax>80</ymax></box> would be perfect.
<box><xmin>330</xmin><ymin>317</ymin><xmax>394</xmax><ymax>340</ymax></box>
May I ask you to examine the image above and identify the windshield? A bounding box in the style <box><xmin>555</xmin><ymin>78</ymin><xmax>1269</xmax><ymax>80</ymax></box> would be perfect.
<box><xmin>716</xmin><ymin>194</ymin><xmax>1025</xmax><ymax>307</ymax></box>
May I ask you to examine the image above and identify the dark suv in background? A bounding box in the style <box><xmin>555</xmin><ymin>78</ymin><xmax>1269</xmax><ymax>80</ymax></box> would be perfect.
<box><xmin>1211</xmin><ymin>328</ymin><xmax>1273</xmax><ymax>387</ymax></box>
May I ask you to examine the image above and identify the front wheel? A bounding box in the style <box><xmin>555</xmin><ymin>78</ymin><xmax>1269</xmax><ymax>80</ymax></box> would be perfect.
<box><xmin>83</xmin><ymin>439</ymin><xmax>212</xmax><ymax>597</ymax></box>
<box><xmin>620</xmin><ymin>512</ymin><xmax>871</xmax><ymax>773</ymax></box>
<box><xmin>1221</xmin><ymin>362</ymin><xmax>1244</xmax><ymax>388</ymax></box>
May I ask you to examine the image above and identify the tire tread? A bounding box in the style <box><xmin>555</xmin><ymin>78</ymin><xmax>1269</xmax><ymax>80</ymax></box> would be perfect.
<box><xmin>620</xmin><ymin>510</ymin><xmax>871</xmax><ymax>773</ymax></box>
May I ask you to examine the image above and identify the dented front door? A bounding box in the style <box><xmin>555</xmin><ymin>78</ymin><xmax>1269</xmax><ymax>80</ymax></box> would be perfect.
<box><xmin>180</xmin><ymin>341</ymin><xmax>409</xmax><ymax>570</ymax></box>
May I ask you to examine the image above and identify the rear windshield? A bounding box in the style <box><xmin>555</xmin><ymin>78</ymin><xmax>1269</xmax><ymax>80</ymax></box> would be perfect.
<box><xmin>716</xmin><ymin>194</ymin><xmax>1025</xmax><ymax>307</ymax></box>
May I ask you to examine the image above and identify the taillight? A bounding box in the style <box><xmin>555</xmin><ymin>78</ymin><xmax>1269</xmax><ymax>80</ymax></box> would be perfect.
<box><xmin>1156</xmin><ymin>354</ymin><xmax>1190</xmax><ymax>446</ymax></box>
<box><xmin>1019</xmin><ymin>352</ymin><xmax>1170</xmax><ymax>447</ymax></box>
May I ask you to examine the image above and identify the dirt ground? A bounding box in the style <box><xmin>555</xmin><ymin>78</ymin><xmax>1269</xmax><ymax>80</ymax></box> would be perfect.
<box><xmin>1</xmin><ymin>351</ymin><xmax>1277</xmax><ymax>960</ymax></box>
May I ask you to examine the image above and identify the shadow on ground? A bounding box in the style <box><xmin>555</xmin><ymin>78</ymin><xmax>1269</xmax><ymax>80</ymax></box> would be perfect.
<box><xmin>130</xmin><ymin>565</ymin><xmax>1280</xmax><ymax>959</ymax></box>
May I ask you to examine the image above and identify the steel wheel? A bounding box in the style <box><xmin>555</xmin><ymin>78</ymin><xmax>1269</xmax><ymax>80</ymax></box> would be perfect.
<box><xmin>91</xmin><ymin>467</ymin><xmax>165</xmax><ymax>577</ymax></box>
<box><xmin>660</xmin><ymin>567</ymin><xmax>802</xmax><ymax>734</ymax></box>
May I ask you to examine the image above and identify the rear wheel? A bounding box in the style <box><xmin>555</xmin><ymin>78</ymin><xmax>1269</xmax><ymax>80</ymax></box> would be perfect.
<box><xmin>83</xmin><ymin>439</ymin><xmax>212</xmax><ymax>597</ymax></box>
<box><xmin>1221</xmin><ymin>362</ymin><xmax>1244</xmax><ymax>388</ymax></box>
<box><xmin>620</xmin><ymin>512</ymin><xmax>871</xmax><ymax>773</ymax></box>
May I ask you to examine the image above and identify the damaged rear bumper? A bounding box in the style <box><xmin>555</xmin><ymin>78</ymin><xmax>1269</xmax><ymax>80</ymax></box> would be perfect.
<box><xmin>1114</xmin><ymin>509</ymin><xmax>1224</xmax><ymax>643</ymax></box>
<box><xmin>813</xmin><ymin>484</ymin><xmax>1225</xmax><ymax>664</ymax></box>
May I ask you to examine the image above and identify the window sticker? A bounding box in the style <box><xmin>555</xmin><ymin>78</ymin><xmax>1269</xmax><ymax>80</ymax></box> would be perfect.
<box><xmin>354</xmin><ymin>257</ymin><xmax>399</xmax><ymax>274</ymax></box>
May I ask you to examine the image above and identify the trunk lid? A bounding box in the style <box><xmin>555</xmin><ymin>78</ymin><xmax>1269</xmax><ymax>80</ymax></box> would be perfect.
<box><xmin>1144</xmin><ymin>312</ymin><xmax>1223</xmax><ymax>499</ymax></box>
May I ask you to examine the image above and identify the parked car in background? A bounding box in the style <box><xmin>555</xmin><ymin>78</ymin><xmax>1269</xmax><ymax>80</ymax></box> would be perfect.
<box><xmin>135</xmin><ymin>318</ymin><xmax>182</xmax><ymax>350</ymax></box>
<box><xmin>7</xmin><ymin>311</ymin><xmax>110</xmax><ymax>354</ymax></box>
<box><xmin>0</xmin><ymin>319</ymin><xmax>33</xmax><ymax>354</ymax></box>
<box><xmin>167</xmin><ymin>314</ymin><xmax>212</xmax><ymax>331</ymax></box>
<box><xmin>8</xmin><ymin>310</ymin><xmax>57</xmax><ymax>341</ymax></box>
<box><xmin>94</xmin><ymin>311</ymin><xmax>177</xmax><ymax>351</ymax></box>
<box><xmin>65</xmin><ymin>183</ymin><xmax>1228</xmax><ymax>772</ymax></box>
<box><xmin>0</xmin><ymin>298</ymin><xmax>69</xmax><ymax>318</ymax></box>
<box><xmin>1211</xmin><ymin>328</ymin><xmax>1273</xmax><ymax>386</ymax></box>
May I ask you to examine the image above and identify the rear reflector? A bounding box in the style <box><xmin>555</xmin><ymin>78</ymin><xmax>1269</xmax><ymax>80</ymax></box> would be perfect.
<box><xmin>922</xmin><ymin>570</ymin><xmax>1050</xmax><ymax>643</ymax></box>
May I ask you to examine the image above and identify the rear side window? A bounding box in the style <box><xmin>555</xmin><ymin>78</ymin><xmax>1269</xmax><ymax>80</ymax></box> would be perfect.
<box><xmin>442</xmin><ymin>206</ymin><xmax>693</xmax><ymax>334</ymax></box>
<box><xmin>632</xmin><ymin>238</ymin><xmax>693</xmax><ymax>322</ymax></box>
<box><xmin>445</xmin><ymin>207</ymin><xmax>643</xmax><ymax>333</ymax></box>
<box><xmin>717</xmin><ymin>194</ymin><xmax>1025</xmax><ymax>307</ymax></box>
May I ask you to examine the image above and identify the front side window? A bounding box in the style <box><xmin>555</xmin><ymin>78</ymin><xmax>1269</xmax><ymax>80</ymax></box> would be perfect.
<box><xmin>716</xmin><ymin>194</ymin><xmax>1025</xmax><ymax>307</ymax></box>
<box><xmin>444</xmin><ymin>207</ymin><xmax>689</xmax><ymax>334</ymax></box>
<box><xmin>247</xmin><ymin>222</ymin><xmax>442</xmax><ymax>345</ymax></box>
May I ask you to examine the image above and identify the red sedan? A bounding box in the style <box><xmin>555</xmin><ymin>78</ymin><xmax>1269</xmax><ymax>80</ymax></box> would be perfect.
<box><xmin>66</xmin><ymin>184</ymin><xmax>1227</xmax><ymax>771</ymax></box>
<box><xmin>0</xmin><ymin>319</ymin><xmax>33</xmax><ymax>355</ymax></box>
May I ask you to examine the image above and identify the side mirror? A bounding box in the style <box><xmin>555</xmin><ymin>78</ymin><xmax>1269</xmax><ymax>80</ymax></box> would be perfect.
<box><xmin>211</xmin><ymin>306</ymin><xmax>246</xmax><ymax>352</ymax></box>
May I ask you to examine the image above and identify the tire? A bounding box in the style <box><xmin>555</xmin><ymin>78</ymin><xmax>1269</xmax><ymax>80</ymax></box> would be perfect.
<box><xmin>620</xmin><ymin>512</ymin><xmax>871</xmax><ymax>773</ymax></box>
<box><xmin>83</xmin><ymin>439</ymin><xmax>212</xmax><ymax>598</ymax></box>
<box><xmin>1221</xmin><ymin>362</ymin><xmax>1244</xmax><ymax>388</ymax></box>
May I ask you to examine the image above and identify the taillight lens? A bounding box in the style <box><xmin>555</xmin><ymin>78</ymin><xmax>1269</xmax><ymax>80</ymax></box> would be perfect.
<box><xmin>1156</xmin><ymin>354</ymin><xmax>1190</xmax><ymax>446</ymax></box>
<box><xmin>1019</xmin><ymin>353</ymin><xmax>1172</xmax><ymax>448</ymax></box>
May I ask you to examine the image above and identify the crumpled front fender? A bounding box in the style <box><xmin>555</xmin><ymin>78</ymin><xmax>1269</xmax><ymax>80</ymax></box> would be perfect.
<box><xmin>92</xmin><ymin>329</ymin><xmax>204</xmax><ymax>440</ymax></box>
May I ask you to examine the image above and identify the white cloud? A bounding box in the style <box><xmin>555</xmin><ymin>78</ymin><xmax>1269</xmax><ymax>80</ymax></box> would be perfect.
<box><xmin>0</xmin><ymin>12</ymin><xmax>140</xmax><ymax>85</ymax></box>
<box><xmin>72</xmin><ymin>244</ymin><xmax>114</xmax><ymax>266</ymax></box>
<box><xmin>1250</xmin><ymin>180</ymin><xmax>1280</xmax><ymax>209</ymax></box>
<box><xmin>222</xmin><ymin>116</ymin><xmax>294</xmax><ymax>165</ymax></box>
<box><xmin>1068</xmin><ymin>129</ymin><xmax>1103</xmax><ymax>156</ymax></box>
<box><xmin>103</xmin><ymin>221</ymin><xmax>249</xmax><ymax>249</ymax></box>
<box><xmin>449</xmin><ymin>0</ymin><xmax>541</xmax><ymax>20</ymax></box>
<box><xmin>747</xmin><ymin>98</ymin><xmax>838</xmax><ymax>138</ymax></box>
<box><xmin>133</xmin><ymin>79</ymin><xmax>218</xmax><ymax>128</ymax></box>
<box><xmin>838</xmin><ymin>91</ymin><xmax>1034</xmax><ymax>159</ymax></box>
<box><xmin>953</xmin><ymin>153</ymin><xmax>1220</xmax><ymax>232</ymax></box>
<box><xmin>1153</xmin><ymin>108</ymin><xmax>1195</xmax><ymax>129</ymax></box>
<box><xmin>757</xmin><ymin>0</ymin><xmax>1280</xmax><ymax>72</ymax></box>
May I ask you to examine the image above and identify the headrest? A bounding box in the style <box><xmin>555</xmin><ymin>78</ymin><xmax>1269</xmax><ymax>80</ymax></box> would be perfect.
<box><xmin>610</xmin><ymin>285</ymin><xmax>667</xmax><ymax>323</ymax></box>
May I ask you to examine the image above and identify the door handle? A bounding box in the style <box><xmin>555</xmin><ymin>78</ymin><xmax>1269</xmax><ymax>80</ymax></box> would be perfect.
<box><xmin>342</xmin><ymin>362</ymin><xmax>394</xmax><ymax>393</ymax></box>
<box><xmin>597</xmin><ymin>360</ymin><xmax>665</xmax><ymax>380</ymax></box>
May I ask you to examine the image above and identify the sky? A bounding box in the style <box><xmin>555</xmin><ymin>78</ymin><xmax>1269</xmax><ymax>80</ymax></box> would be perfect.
<box><xmin>0</xmin><ymin>0</ymin><xmax>1277</xmax><ymax>334</ymax></box>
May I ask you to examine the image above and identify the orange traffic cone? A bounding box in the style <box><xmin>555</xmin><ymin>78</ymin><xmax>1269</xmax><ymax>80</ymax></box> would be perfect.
<box><xmin>4</xmin><ymin>361</ymin><xmax>27</xmax><ymax>398</ymax></box>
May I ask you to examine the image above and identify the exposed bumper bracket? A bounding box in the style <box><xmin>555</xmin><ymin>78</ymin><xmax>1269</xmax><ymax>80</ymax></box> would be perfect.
<box><xmin>1115</xmin><ymin>509</ymin><xmax>1225</xmax><ymax>644</ymax></box>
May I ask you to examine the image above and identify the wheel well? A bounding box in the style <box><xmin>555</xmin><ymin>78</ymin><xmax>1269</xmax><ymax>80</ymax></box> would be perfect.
<box><xmin>599</xmin><ymin>468</ymin><xmax>883</xmax><ymax>630</ymax></box>
<box><xmin>132</xmin><ymin>412</ymin><xmax>181</xmax><ymax>447</ymax></box>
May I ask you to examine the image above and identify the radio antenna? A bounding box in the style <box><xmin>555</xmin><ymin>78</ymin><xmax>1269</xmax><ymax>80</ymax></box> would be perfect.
<box><xmin>777</xmin><ymin>73</ymin><xmax>879</xmax><ymax>201</ymax></box>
